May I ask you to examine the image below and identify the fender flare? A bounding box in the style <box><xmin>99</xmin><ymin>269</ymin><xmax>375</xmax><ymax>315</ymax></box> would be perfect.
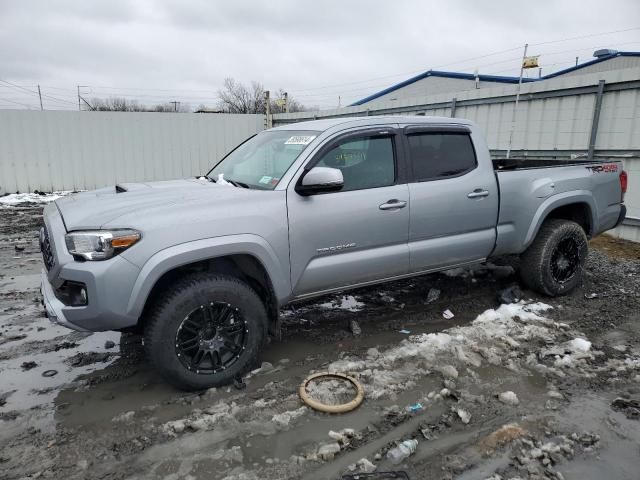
<box><xmin>523</xmin><ymin>190</ymin><xmax>597</xmax><ymax>249</ymax></box>
<box><xmin>126</xmin><ymin>234</ymin><xmax>290</xmax><ymax>319</ymax></box>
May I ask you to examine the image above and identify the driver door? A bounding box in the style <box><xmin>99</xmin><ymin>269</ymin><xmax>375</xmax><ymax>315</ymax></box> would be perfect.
<box><xmin>287</xmin><ymin>128</ymin><xmax>410</xmax><ymax>298</ymax></box>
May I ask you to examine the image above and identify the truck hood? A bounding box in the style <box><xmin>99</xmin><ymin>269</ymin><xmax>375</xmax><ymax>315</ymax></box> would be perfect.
<box><xmin>55</xmin><ymin>178</ymin><xmax>250</xmax><ymax>230</ymax></box>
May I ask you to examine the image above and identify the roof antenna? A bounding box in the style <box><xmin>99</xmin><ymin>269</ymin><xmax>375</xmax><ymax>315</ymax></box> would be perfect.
<box><xmin>575</xmin><ymin>56</ymin><xmax>579</xmax><ymax>66</ymax></box>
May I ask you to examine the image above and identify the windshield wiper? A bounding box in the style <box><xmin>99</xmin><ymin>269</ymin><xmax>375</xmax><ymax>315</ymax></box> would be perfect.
<box><xmin>226</xmin><ymin>178</ymin><xmax>251</xmax><ymax>189</ymax></box>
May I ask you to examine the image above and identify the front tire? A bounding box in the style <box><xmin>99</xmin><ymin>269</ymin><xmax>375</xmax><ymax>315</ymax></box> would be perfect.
<box><xmin>520</xmin><ymin>219</ymin><xmax>588</xmax><ymax>296</ymax></box>
<box><xmin>144</xmin><ymin>273</ymin><xmax>267</xmax><ymax>391</ymax></box>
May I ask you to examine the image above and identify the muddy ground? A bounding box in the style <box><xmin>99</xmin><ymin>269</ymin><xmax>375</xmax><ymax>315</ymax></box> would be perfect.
<box><xmin>1</xmin><ymin>203</ymin><xmax>639</xmax><ymax>480</ymax></box>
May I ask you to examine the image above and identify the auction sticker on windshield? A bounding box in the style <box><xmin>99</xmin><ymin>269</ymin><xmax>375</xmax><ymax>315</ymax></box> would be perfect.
<box><xmin>285</xmin><ymin>135</ymin><xmax>316</xmax><ymax>145</ymax></box>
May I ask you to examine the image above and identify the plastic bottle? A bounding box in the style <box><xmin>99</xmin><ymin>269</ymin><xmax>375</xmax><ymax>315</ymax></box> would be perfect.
<box><xmin>386</xmin><ymin>439</ymin><xmax>418</xmax><ymax>464</ymax></box>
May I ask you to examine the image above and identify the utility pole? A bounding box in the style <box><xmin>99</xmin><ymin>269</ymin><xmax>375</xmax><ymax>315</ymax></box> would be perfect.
<box><xmin>77</xmin><ymin>85</ymin><xmax>90</xmax><ymax>111</ymax></box>
<box><xmin>264</xmin><ymin>90</ymin><xmax>271</xmax><ymax>128</ymax></box>
<box><xmin>284</xmin><ymin>92</ymin><xmax>289</xmax><ymax>113</ymax></box>
<box><xmin>575</xmin><ymin>56</ymin><xmax>579</xmax><ymax>66</ymax></box>
<box><xmin>170</xmin><ymin>101</ymin><xmax>179</xmax><ymax>112</ymax></box>
<box><xmin>37</xmin><ymin>85</ymin><xmax>43</xmax><ymax>110</ymax></box>
<box><xmin>506</xmin><ymin>43</ymin><xmax>528</xmax><ymax>159</ymax></box>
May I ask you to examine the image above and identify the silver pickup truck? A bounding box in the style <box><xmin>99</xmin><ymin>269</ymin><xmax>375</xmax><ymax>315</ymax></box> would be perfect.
<box><xmin>40</xmin><ymin>116</ymin><xmax>627</xmax><ymax>390</ymax></box>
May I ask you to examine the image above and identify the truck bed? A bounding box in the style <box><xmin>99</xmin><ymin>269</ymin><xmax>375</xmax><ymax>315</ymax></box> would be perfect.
<box><xmin>491</xmin><ymin>158</ymin><xmax>624</xmax><ymax>256</ymax></box>
<box><xmin>493</xmin><ymin>158</ymin><xmax>606</xmax><ymax>171</ymax></box>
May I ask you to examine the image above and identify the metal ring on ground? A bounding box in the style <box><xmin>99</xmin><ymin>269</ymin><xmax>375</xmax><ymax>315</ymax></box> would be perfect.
<box><xmin>299</xmin><ymin>372</ymin><xmax>364</xmax><ymax>413</ymax></box>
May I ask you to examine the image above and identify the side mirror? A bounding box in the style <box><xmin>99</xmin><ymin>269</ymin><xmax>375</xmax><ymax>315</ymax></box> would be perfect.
<box><xmin>296</xmin><ymin>167</ymin><xmax>344</xmax><ymax>196</ymax></box>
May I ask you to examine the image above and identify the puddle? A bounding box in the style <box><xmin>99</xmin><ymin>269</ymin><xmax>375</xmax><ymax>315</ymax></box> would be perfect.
<box><xmin>555</xmin><ymin>393</ymin><xmax>640</xmax><ymax>480</ymax></box>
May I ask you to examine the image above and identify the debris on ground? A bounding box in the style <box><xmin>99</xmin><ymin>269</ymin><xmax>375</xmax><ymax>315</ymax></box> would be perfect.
<box><xmin>426</xmin><ymin>288</ymin><xmax>440</xmax><ymax>303</ymax></box>
<box><xmin>442</xmin><ymin>309</ymin><xmax>454</xmax><ymax>319</ymax></box>
<box><xmin>319</xmin><ymin>295</ymin><xmax>365</xmax><ymax>312</ymax></box>
<box><xmin>456</xmin><ymin>408</ymin><xmax>471</xmax><ymax>424</ymax></box>
<box><xmin>66</xmin><ymin>351</ymin><xmax>111</xmax><ymax>367</ymax></box>
<box><xmin>350</xmin><ymin>319</ymin><xmax>362</xmax><ymax>336</ymax></box>
<box><xmin>438</xmin><ymin>365</ymin><xmax>459</xmax><ymax>379</ymax></box>
<box><xmin>104</xmin><ymin>340</ymin><xmax>116</xmax><ymax>349</ymax></box>
<box><xmin>41</xmin><ymin>369</ymin><xmax>58</xmax><ymax>377</ymax></box>
<box><xmin>498</xmin><ymin>391</ymin><xmax>520</xmax><ymax>405</ymax></box>
<box><xmin>386</xmin><ymin>439</ymin><xmax>418</xmax><ymax>464</ymax></box>
<box><xmin>399</xmin><ymin>329</ymin><xmax>411</xmax><ymax>335</ymax></box>
<box><xmin>406</xmin><ymin>402</ymin><xmax>424</xmax><ymax>413</ymax></box>
<box><xmin>497</xmin><ymin>285</ymin><xmax>524</xmax><ymax>304</ymax></box>
<box><xmin>354</xmin><ymin>457</ymin><xmax>376</xmax><ymax>473</ymax></box>
<box><xmin>317</xmin><ymin>442</ymin><xmax>341</xmax><ymax>460</ymax></box>
<box><xmin>53</xmin><ymin>341</ymin><xmax>79</xmax><ymax>351</ymax></box>
<box><xmin>476</xmin><ymin>423</ymin><xmax>527</xmax><ymax>454</ymax></box>
<box><xmin>611</xmin><ymin>397</ymin><xmax>640</xmax><ymax>419</ymax></box>
<box><xmin>20</xmin><ymin>361</ymin><xmax>37</xmax><ymax>370</ymax></box>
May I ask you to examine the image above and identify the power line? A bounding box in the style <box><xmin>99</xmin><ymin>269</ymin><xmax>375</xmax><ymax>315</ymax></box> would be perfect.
<box><xmin>0</xmin><ymin>97</ymin><xmax>36</xmax><ymax>108</ymax></box>
<box><xmin>530</xmin><ymin>26</ymin><xmax>640</xmax><ymax>47</ymax></box>
<box><xmin>287</xmin><ymin>27</ymin><xmax>640</xmax><ymax>95</ymax></box>
<box><xmin>0</xmin><ymin>79</ymin><xmax>78</xmax><ymax>106</ymax></box>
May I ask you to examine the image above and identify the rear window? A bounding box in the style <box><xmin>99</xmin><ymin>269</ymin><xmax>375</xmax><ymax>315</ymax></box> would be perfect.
<box><xmin>407</xmin><ymin>133</ymin><xmax>477</xmax><ymax>182</ymax></box>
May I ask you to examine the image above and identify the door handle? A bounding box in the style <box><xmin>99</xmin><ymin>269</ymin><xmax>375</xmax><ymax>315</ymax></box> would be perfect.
<box><xmin>467</xmin><ymin>189</ymin><xmax>489</xmax><ymax>199</ymax></box>
<box><xmin>379</xmin><ymin>199</ymin><xmax>407</xmax><ymax>210</ymax></box>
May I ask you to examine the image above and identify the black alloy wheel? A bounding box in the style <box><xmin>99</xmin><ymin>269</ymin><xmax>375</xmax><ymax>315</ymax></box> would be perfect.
<box><xmin>175</xmin><ymin>302</ymin><xmax>248</xmax><ymax>374</ymax></box>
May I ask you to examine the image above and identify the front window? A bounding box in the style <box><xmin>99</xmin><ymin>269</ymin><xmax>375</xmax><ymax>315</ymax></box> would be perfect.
<box><xmin>208</xmin><ymin>130</ymin><xmax>319</xmax><ymax>189</ymax></box>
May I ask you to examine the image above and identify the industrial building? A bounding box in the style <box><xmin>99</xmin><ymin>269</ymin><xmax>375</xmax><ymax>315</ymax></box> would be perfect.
<box><xmin>350</xmin><ymin>50</ymin><xmax>640</xmax><ymax>106</ymax></box>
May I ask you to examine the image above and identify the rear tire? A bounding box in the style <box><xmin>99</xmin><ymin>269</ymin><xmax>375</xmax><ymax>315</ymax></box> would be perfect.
<box><xmin>520</xmin><ymin>219</ymin><xmax>588</xmax><ymax>296</ymax></box>
<box><xmin>144</xmin><ymin>273</ymin><xmax>267</xmax><ymax>391</ymax></box>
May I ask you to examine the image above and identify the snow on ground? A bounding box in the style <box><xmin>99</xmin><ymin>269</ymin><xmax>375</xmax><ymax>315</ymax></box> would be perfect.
<box><xmin>0</xmin><ymin>191</ymin><xmax>73</xmax><ymax>206</ymax></box>
<box><xmin>326</xmin><ymin>301</ymin><xmax>558</xmax><ymax>399</ymax></box>
<box><xmin>318</xmin><ymin>295</ymin><xmax>365</xmax><ymax>312</ymax></box>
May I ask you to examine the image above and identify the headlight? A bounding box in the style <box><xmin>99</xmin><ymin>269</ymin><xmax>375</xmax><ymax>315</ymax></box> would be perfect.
<box><xmin>65</xmin><ymin>229</ymin><xmax>141</xmax><ymax>261</ymax></box>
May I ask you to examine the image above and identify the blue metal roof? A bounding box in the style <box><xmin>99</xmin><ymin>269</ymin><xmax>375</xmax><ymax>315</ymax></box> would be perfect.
<box><xmin>350</xmin><ymin>51</ymin><xmax>640</xmax><ymax>106</ymax></box>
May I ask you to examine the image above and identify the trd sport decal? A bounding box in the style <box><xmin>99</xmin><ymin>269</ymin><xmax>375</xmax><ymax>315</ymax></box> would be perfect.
<box><xmin>585</xmin><ymin>163</ymin><xmax>618</xmax><ymax>173</ymax></box>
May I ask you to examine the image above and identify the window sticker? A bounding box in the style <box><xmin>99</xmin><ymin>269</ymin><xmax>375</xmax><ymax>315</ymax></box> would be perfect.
<box><xmin>259</xmin><ymin>175</ymin><xmax>273</xmax><ymax>184</ymax></box>
<box><xmin>284</xmin><ymin>135</ymin><xmax>316</xmax><ymax>145</ymax></box>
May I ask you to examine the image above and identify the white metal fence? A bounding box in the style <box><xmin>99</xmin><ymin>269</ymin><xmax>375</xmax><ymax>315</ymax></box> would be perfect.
<box><xmin>0</xmin><ymin>111</ymin><xmax>264</xmax><ymax>193</ymax></box>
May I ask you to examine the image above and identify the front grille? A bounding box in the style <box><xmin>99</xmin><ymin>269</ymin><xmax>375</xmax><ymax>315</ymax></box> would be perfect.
<box><xmin>40</xmin><ymin>225</ymin><xmax>55</xmax><ymax>271</ymax></box>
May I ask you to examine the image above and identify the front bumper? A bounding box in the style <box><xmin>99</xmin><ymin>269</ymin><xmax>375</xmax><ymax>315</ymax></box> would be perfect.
<box><xmin>40</xmin><ymin>269</ymin><xmax>90</xmax><ymax>332</ymax></box>
<box><xmin>40</xmin><ymin>203</ymin><xmax>142</xmax><ymax>332</ymax></box>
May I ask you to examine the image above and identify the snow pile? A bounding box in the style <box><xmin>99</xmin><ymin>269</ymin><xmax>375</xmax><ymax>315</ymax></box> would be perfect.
<box><xmin>318</xmin><ymin>295</ymin><xmax>365</xmax><ymax>312</ymax></box>
<box><xmin>162</xmin><ymin>395</ymin><xmax>308</xmax><ymax>437</ymax></box>
<box><xmin>0</xmin><ymin>191</ymin><xmax>73</xmax><ymax>206</ymax></box>
<box><xmin>327</xmin><ymin>302</ymin><xmax>556</xmax><ymax>399</ymax></box>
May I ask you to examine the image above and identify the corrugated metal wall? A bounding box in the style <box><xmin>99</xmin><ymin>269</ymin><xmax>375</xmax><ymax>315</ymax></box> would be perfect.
<box><xmin>0</xmin><ymin>111</ymin><xmax>264</xmax><ymax>193</ymax></box>
<box><xmin>274</xmin><ymin>68</ymin><xmax>640</xmax><ymax>152</ymax></box>
<box><xmin>273</xmin><ymin>67</ymin><xmax>640</xmax><ymax>241</ymax></box>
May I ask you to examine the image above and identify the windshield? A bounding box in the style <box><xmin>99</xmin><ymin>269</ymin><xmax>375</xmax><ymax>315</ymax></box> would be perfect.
<box><xmin>208</xmin><ymin>130</ymin><xmax>320</xmax><ymax>190</ymax></box>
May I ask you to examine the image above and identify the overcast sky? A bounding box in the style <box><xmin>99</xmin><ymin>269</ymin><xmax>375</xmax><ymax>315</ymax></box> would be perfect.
<box><xmin>1</xmin><ymin>0</ymin><xmax>639</xmax><ymax>110</ymax></box>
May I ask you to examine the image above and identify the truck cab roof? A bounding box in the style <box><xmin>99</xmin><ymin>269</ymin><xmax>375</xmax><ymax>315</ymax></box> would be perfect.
<box><xmin>270</xmin><ymin>115</ymin><xmax>473</xmax><ymax>132</ymax></box>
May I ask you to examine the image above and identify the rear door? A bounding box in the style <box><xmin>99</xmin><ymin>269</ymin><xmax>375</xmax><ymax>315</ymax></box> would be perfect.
<box><xmin>404</xmin><ymin>125</ymin><xmax>498</xmax><ymax>271</ymax></box>
<box><xmin>287</xmin><ymin>128</ymin><xmax>410</xmax><ymax>297</ymax></box>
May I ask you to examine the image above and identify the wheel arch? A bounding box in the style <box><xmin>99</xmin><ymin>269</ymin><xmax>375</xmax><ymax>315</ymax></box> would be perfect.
<box><xmin>127</xmin><ymin>235</ymin><xmax>289</xmax><ymax>337</ymax></box>
<box><xmin>523</xmin><ymin>192</ymin><xmax>596</xmax><ymax>250</ymax></box>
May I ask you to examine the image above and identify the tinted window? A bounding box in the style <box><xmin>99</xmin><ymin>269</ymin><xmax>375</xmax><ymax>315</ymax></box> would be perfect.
<box><xmin>407</xmin><ymin>133</ymin><xmax>476</xmax><ymax>181</ymax></box>
<box><xmin>315</xmin><ymin>136</ymin><xmax>395</xmax><ymax>191</ymax></box>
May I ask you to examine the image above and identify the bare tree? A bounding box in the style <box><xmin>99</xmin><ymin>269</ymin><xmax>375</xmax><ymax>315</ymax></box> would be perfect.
<box><xmin>217</xmin><ymin>78</ymin><xmax>265</xmax><ymax>113</ymax></box>
<box><xmin>217</xmin><ymin>79</ymin><xmax>307</xmax><ymax>114</ymax></box>
<box><xmin>90</xmin><ymin>97</ymin><xmax>190</xmax><ymax>112</ymax></box>
<box><xmin>91</xmin><ymin>97</ymin><xmax>146</xmax><ymax>112</ymax></box>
